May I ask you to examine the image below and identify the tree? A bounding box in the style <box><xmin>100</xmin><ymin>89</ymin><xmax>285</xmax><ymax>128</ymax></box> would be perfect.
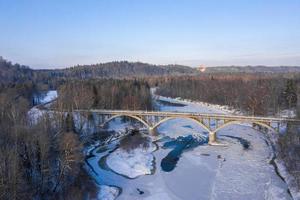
<box><xmin>283</xmin><ymin>79</ymin><xmax>297</xmax><ymax>109</ymax></box>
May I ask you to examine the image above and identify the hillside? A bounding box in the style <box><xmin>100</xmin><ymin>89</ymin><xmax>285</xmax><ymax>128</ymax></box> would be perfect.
<box><xmin>0</xmin><ymin>58</ymin><xmax>198</xmax><ymax>84</ymax></box>
<box><xmin>0</xmin><ymin>57</ymin><xmax>34</xmax><ymax>84</ymax></box>
<box><xmin>37</xmin><ymin>61</ymin><xmax>198</xmax><ymax>79</ymax></box>
<box><xmin>2</xmin><ymin>57</ymin><xmax>300</xmax><ymax>85</ymax></box>
<box><xmin>201</xmin><ymin>66</ymin><xmax>300</xmax><ymax>73</ymax></box>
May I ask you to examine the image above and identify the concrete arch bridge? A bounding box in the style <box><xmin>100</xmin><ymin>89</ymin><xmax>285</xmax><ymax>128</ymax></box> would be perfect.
<box><xmin>75</xmin><ymin>109</ymin><xmax>300</xmax><ymax>145</ymax></box>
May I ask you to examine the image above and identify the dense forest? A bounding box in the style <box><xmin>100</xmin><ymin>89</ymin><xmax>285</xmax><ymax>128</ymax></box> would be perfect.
<box><xmin>0</xmin><ymin>82</ymin><xmax>98</xmax><ymax>199</ymax></box>
<box><xmin>0</xmin><ymin>57</ymin><xmax>34</xmax><ymax>84</ymax></box>
<box><xmin>0</xmin><ymin>57</ymin><xmax>197</xmax><ymax>85</ymax></box>
<box><xmin>55</xmin><ymin>79</ymin><xmax>153</xmax><ymax>111</ymax></box>
<box><xmin>202</xmin><ymin>66</ymin><xmax>300</xmax><ymax>73</ymax></box>
<box><xmin>156</xmin><ymin>75</ymin><xmax>298</xmax><ymax>116</ymax></box>
<box><xmin>0</xmin><ymin>73</ymin><xmax>153</xmax><ymax>199</ymax></box>
<box><xmin>38</xmin><ymin>61</ymin><xmax>197</xmax><ymax>79</ymax></box>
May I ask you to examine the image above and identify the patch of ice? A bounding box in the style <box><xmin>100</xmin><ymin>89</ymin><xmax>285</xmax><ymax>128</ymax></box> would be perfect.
<box><xmin>106</xmin><ymin>143</ymin><xmax>156</xmax><ymax>178</ymax></box>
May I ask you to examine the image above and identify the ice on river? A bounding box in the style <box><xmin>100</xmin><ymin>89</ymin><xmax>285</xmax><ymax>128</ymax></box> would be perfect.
<box><xmin>106</xmin><ymin>143</ymin><xmax>156</xmax><ymax>178</ymax></box>
<box><xmin>86</xmin><ymin>94</ymin><xmax>293</xmax><ymax>200</ymax></box>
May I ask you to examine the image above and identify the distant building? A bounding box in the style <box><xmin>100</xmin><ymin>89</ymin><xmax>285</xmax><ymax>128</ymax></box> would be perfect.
<box><xmin>197</xmin><ymin>64</ymin><xmax>206</xmax><ymax>72</ymax></box>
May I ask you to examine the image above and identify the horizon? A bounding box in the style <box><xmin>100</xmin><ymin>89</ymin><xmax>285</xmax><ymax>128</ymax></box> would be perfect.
<box><xmin>2</xmin><ymin>56</ymin><xmax>300</xmax><ymax>70</ymax></box>
<box><xmin>1</xmin><ymin>0</ymin><xmax>300</xmax><ymax>69</ymax></box>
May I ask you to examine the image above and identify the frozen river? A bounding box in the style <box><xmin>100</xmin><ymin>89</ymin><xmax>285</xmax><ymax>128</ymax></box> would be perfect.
<box><xmin>86</xmin><ymin>95</ymin><xmax>292</xmax><ymax>200</ymax></box>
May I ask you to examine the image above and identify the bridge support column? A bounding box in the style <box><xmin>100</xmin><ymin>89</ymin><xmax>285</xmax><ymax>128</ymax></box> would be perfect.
<box><xmin>208</xmin><ymin>132</ymin><xmax>217</xmax><ymax>145</ymax></box>
<box><xmin>148</xmin><ymin>127</ymin><xmax>157</xmax><ymax>136</ymax></box>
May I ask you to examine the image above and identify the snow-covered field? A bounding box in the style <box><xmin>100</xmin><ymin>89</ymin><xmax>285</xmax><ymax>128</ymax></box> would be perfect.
<box><xmin>86</xmin><ymin>94</ymin><xmax>294</xmax><ymax>200</ymax></box>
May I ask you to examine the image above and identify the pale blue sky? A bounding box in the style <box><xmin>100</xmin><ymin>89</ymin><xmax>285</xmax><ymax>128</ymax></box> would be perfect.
<box><xmin>0</xmin><ymin>0</ymin><xmax>300</xmax><ymax>68</ymax></box>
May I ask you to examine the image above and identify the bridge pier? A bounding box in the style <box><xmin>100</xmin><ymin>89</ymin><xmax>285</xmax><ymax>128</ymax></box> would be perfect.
<box><xmin>208</xmin><ymin>132</ymin><xmax>217</xmax><ymax>145</ymax></box>
<box><xmin>208</xmin><ymin>132</ymin><xmax>220</xmax><ymax>145</ymax></box>
<box><xmin>148</xmin><ymin>127</ymin><xmax>157</xmax><ymax>136</ymax></box>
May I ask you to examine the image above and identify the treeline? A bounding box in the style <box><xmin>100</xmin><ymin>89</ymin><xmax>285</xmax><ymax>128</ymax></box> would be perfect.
<box><xmin>55</xmin><ymin>79</ymin><xmax>153</xmax><ymax>111</ymax></box>
<box><xmin>39</xmin><ymin>61</ymin><xmax>197</xmax><ymax>79</ymax></box>
<box><xmin>0</xmin><ymin>57</ymin><xmax>197</xmax><ymax>86</ymax></box>
<box><xmin>0</xmin><ymin>83</ymin><xmax>97</xmax><ymax>200</ymax></box>
<box><xmin>156</xmin><ymin>75</ymin><xmax>298</xmax><ymax>116</ymax></box>
<box><xmin>0</xmin><ymin>57</ymin><xmax>34</xmax><ymax>84</ymax></box>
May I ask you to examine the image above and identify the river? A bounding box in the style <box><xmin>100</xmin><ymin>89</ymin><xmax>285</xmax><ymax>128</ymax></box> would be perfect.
<box><xmin>86</xmin><ymin>95</ymin><xmax>292</xmax><ymax>200</ymax></box>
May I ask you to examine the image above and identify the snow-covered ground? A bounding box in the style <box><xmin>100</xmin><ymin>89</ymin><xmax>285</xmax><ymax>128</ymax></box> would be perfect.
<box><xmin>277</xmin><ymin>109</ymin><xmax>297</xmax><ymax>118</ymax></box>
<box><xmin>97</xmin><ymin>185</ymin><xmax>120</xmax><ymax>200</ymax></box>
<box><xmin>154</xmin><ymin>95</ymin><xmax>240</xmax><ymax>115</ymax></box>
<box><xmin>86</xmin><ymin>94</ymin><xmax>293</xmax><ymax>200</ymax></box>
<box><xmin>28</xmin><ymin>107</ymin><xmax>46</xmax><ymax>124</ymax></box>
<box><xmin>28</xmin><ymin>90</ymin><xmax>58</xmax><ymax>124</ymax></box>
<box><xmin>33</xmin><ymin>90</ymin><xmax>58</xmax><ymax>104</ymax></box>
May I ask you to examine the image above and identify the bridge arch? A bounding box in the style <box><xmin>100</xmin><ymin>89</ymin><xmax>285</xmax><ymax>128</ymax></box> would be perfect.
<box><xmin>101</xmin><ymin>114</ymin><xmax>150</xmax><ymax>129</ymax></box>
<box><xmin>152</xmin><ymin>116</ymin><xmax>211</xmax><ymax>133</ymax></box>
<box><xmin>213</xmin><ymin>120</ymin><xmax>277</xmax><ymax>134</ymax></box>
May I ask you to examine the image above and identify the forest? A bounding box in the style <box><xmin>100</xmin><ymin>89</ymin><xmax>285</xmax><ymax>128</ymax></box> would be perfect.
<box><xmin>156</xmin><ymin>75</ymin><xmax>298</xmax><ymax>116</ymax></box>
<box><xmin>0</xmin><ymin>75</ymin><xmax>153</xmax><ymax>199</ymax></box>
<box><xmin>55</xmin><ymin>79</ymin><xmax>152</xmax><ymax>111</ymax></box>
<box><xmin>0</xmin><ymin>57</ymin><xmax>197</xmax><ymax>85</ymax></box>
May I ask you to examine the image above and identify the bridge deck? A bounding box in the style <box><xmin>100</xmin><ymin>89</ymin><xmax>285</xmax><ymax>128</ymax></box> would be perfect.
<box><xmin>74</xmin><ymin>109</ymin><xmax>300</xmax><ymax>123</ymax></box>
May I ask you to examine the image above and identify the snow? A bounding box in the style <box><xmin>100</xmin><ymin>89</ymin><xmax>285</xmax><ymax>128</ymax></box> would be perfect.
<box><xmin>154</xmin><ymin>94</ymin><xmax>240</xmax><ymax>115</ymax></box>
<box><xmin>97</xmin><ymin>185</ymin><xmax>120</xmax><ymax>200</ymax></box>
<box><xmin>106</xmin><ymin>143</ymin><xmax>156</xmax><ymax>178</ymax></box>
<box><xmin>275</xmin><ymin>159</ymin><xmax>300</xmax><ymax>200</ymax></box>
<box><xmin>268</xmin><ymin>132</ymin><xmax>300</xmax><ymax>200</ymax></box>
<box><xmin>105</xmin><ymin>117</ymin><xmax>147</xmax><ymax>132</ymax></box>
<box><xmin>28</xmin><ymin>90</ymin><xmax>58</xmax><ymax>124</ymax></box>
<box><xmin>33</xmin><ymin>90</ymin><xmax>58</xmax><ymax>105</ymax></box>
<box><xmin>27</xmin><ymin>107</ymin><xmax>46</xmax><ymax>124</ymax></box>
<box><xmin>85</xmin><ymin>92</ymin><xmax>294</xmax><ymax>200</ymax></box>
<box><xmin>277</xmin><ymin>109</ymin><xmax>297</xmax><ymax>118</ymax></box>
<box><xmin>39</xmin><ymin>90</ymin><xmax>58</xmax><ymax>104</ymax></box>
<box><xmin>72</xmin><ymin>112</ymin><xmax>98</xmax><ymax>136</ymax></box>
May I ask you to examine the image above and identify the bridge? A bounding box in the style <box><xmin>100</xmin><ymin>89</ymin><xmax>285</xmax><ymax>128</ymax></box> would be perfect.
<box><xmin>74</xmin><ymin>109</ymin><xmax>300</xmax><ymax>145</ymax></box>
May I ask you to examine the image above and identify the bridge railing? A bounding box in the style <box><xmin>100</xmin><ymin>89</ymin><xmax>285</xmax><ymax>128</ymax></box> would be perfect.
<box><xmin>74</xmin><ymin>109</ymin><xmax>300</xmax><ymax>123</ymax></box>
